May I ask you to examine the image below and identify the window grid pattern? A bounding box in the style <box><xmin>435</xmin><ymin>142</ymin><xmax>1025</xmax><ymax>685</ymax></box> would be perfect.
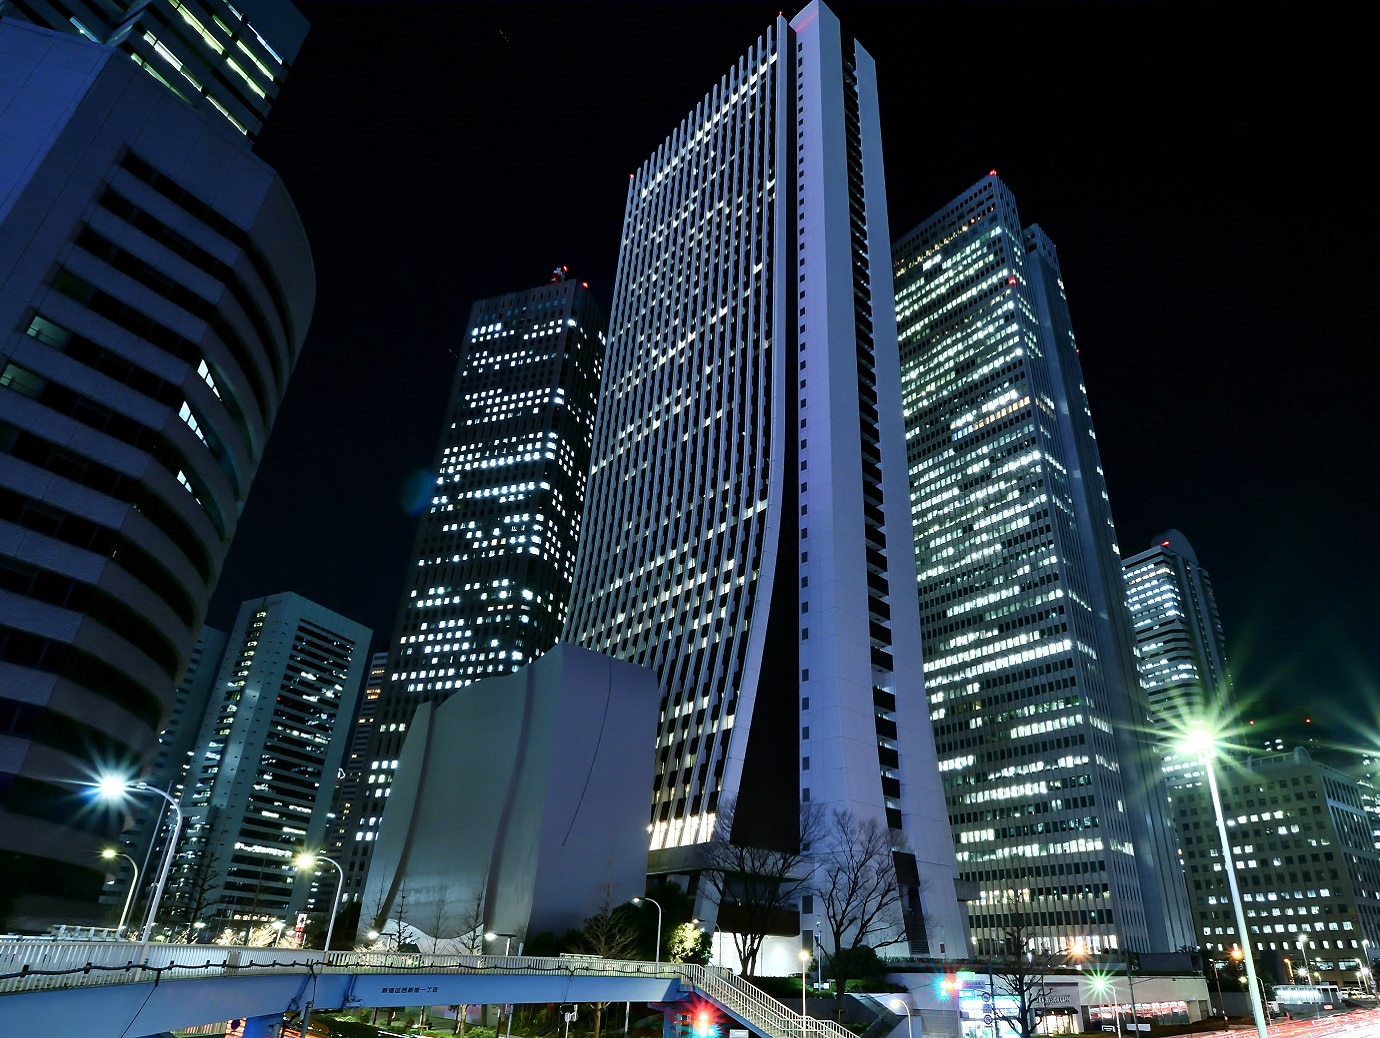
<box><xmin>563</xmin><ymin>29</ymin><xmax>781</xmax><ymax>852</ymax></box>
<box><xmin>894</xmin><ymin>175</ymin><xmax>1151</xmax><ymax>956</ymax></box>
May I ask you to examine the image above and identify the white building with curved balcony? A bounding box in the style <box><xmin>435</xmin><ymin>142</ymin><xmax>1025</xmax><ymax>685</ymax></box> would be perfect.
<box><xmin>563</xmin><ymin>1</ymin><xmax>967</xmax><ymax>957</ymax></box>
<box><xmin>0</xmin><ymin>21</ymin><xmax>313</xmax><ymax>928</ymax></box>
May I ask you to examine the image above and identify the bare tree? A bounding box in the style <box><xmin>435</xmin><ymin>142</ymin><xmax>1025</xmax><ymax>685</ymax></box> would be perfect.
<box><xmin>983</xmin><ymin>891</ymin><xmax>1059</xmax><ymax>1038</ymax></box>
<box><xmin>451</xmin><ymin>882</ymin><xmax>487</xmax><ymax>1036</ymax></box>
<box><xmin>815</xmin><ymin>809</ymin><xmax>906</xmax><ymax>1002</ymax></box>
<box><xmin>698</xmin><ymin>797</ymin><xmax>823</xmax><ymax>976</ymax></box>
<box><xmin>578</xmin><ymin>883</ymin><xmax>642</xmax><ymax>1038</ymax></box>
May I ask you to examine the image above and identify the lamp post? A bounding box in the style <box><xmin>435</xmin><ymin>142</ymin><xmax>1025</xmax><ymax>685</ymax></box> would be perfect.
<box><xmin>95</xmin><ymin>777</ymin><xmax>183</xmax><ymax>944</ymax></box>
<box><xmin>1209</xmin><ymin>956</ymin><xmax>1227</xmax><ymax>1030</ymax></box>
<box><xmin>101</xmin><ymin>848</ymin><xmax>139</xmax><ymax>937</ymax></box>
<box><xmin>485</xmin><ymin>931</ymin><xmax>517</xmax><ymax>956</ymax></box>
<box><xmin>889</xmin><ymin>1000</ymin><xmax>914</xmax><ymax>1038</ymax></box>
<box><xmin>1184</xmin><ymin>725</ymin><xmax>1268</xmax><ymax>1038</ymax></box>
<box><xmin>1297</xmin><ymin>933</ymin><xmax>1313</xmax><ymax>983</ymax></box>
<box><xmin>814</xmin><ymin>922</ymin><xmax>823</xmax><ymax>991</ymax></box>
<box><xmin>632</xmin><ymin>896</ymin><xmax>662</xmax><ymax>974</ymax></box>
<box><xmin>272</xmin><ymin>920</ymin><xmax>286</xmax><ymax>947</ymax></box>
<box><xmin>1126</xmin><ymin>952</ymin><xmax>1140</xmax><ymax>1036</ymax></box>
<box><xmin>295</xmin><ymin>852</ymin><xmax>344</xmax><ymax>952</ymax></box>
<box><xmin>799</xmin><ymin>948</ymin><xmax>811</xmax><ymax>1021</ymax></box>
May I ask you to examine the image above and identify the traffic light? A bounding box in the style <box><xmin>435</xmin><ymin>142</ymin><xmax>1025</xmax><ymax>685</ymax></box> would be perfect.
<box><xmin>692</xmin><ymin>1008</ymin><xmax>714</xmax><ymax>1037</ymax></box>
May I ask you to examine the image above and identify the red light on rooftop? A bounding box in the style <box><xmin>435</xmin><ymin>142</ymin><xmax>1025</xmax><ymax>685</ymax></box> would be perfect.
<box><xmin>581</xmin><ymin>281</ymin><xmax>589</xmax><ymax>288</ymax></box>
<box><xmin>1007</xmin><ymin>276</ymin><xmax>1018</xmax><ymax>285</ymax></box>
<box><xmin>1160</xmin><ymin>540</ymin><xmax>1171</xmax><ymax>547</ymax></box>
<box><xmin>989</xmin><ymin>169</ymin><xmax>998</xmax><ymax>176</ymax></box>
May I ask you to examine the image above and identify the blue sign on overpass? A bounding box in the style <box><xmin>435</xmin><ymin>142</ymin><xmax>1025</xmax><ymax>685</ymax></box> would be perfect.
<box><xmin>0</xmin><ymin>941</ymin><xmax>849</xmax><ymax>1038</ymax></box>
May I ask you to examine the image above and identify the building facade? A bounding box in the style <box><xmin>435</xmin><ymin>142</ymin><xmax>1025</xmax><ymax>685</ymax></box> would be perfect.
<box><xmin>1173</xmin><ymin>748</ymin><xmax>1380</xmax><ymax>989</ymax></box>
<box><xmin>343</xmin><ymin>273</ymin><xmax>606</xmax><ymax>920</ymax></box>
<box><xmin>174</xmin><ymin>592</ymin><xmax>368</xmax><ymax>936</ymax></box>
<box><xmin>0</xmin><ymin>20</ymin><xmax>313</xmax><ymax>928</ymax></box>
<box><xmin>562</xmin><ymin>1</ymin><xmax>968</xmax><ymax>955</ymax></box>
<box><xmin>1123</xmin><ymin>530</ymin><xmax>1232</xmax><ymax>726</ymax></box>
<box><xmin>98</xmin><ymin>625</ymin><xmax>226</xmax><ymax>921</ymax></box>
<box><xmin>893</xmin><ymin>173</ymin><xmax>1193</xmax><ymax>955</ymax></box>
<box><xmin>0</xmin><ymin>0</ymin><xmax>307</xmax><ymax>139</ymax></box>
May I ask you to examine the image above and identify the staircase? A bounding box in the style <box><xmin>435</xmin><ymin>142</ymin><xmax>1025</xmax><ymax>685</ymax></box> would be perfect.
<box><xmin>678</xmin><ymin>965</ymin><xmax>858</xmax><ymax>1038</ymax></box>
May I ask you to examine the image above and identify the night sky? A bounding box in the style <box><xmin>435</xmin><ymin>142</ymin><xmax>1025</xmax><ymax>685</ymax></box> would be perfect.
<box><xmin>207</xmin><ymin>3</ymin><xmax>1377</xmax><ymax>737</ymax></box>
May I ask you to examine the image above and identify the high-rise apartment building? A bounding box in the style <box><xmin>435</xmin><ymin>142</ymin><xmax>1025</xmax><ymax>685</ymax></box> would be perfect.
<box><xmin>893</xmin><ymin>173</ymin><xmax>1193</xmax><ymax>955</ymax></box>
<box><xmin>175</xmin><ymin>593</ymin><xmax>368</xmax><ymax>935</ymax></box>
<box><xmin>0</xmin><ymin>0</ymin><xmax>307</xmax><ymax>139</ymax></box>
<box><xmin>1123</xmin><ymin>530</ymin><xmax>1232</xmax><ymax>725</ymax></box>
<box><xmin>0</xmin><ymin>18</ymin><xmax>312</xmax><ymax>928</ymax></box>
<box><xmin>562</xmin><ymin>1</ymin><xmax>968</xmax><ymax>955</ymax></box>
<box><xmin>343</xmin><ymin>273</ymin><xmax>605</xmax><ymax>912</ymax></box>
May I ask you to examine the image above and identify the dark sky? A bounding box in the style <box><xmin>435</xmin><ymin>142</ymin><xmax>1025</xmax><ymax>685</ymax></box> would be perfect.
<box><xmin>209</xmin><ymin>2</ymin><xmax>1377</xmax><ymax>733</ymax></box>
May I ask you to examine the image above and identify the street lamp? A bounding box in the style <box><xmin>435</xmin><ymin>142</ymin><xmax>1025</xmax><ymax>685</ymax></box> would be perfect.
<box><xmin>485</xmin><ymin>931</ymin><xmax>517</xmax><ymax>956</ymax></box>
<box><xmin>1087</xmin><ymin>973</ymin><xmax>1122</xmax><ymax>1038</ymax></box>
<box><xmin>632</xmin><ymin>896</ymin><xmax>662</xmax><ymax>974</ymax></box>
<box><xmin>272</xmin><ymin>919</ymin><xmax>286</xmax><ymax>947</ymax></box>
<box><xmin>94</xmin><ymin>776</ymin><xmax>183</xmax><ymax>944</ymax></box>
<box><xmin>799</xmin><ymin>948</ymin><xmax>811</xmax><ymax>1020</ymax></box>
<box><xmin>1297</xmin><ymin>933</ymin><xmax>1313</xmax><ymax>983</ymax></box>
<box><xmin>1183</xmin><ymin>725</ymin><xmax>1268</xmax><ymax>1038</ymax></box>
<box><xmin>295</xmin><ymin>852</ymin><xmax>344</xmax><ymax>952</ymax></box>
<box><xmin>889</xmin><ymin>1000</ymin><xmax>914</xmax><ymax>1038</ymax></box>
<box><xmin>101</xmin><ymin>848</ymin><xmax>139</xmax><ymax>938</ymax></box>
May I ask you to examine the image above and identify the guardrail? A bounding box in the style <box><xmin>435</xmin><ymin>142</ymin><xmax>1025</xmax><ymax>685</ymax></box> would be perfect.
<box><xmin>0</xmin><ymin>940</ymin><xmax>840</xmax><ymax>1038</ymax></box>
<box><xmin>0</xmin><ymin>942</ymin><xmax>677</xmax><ymax>996</ymax></box>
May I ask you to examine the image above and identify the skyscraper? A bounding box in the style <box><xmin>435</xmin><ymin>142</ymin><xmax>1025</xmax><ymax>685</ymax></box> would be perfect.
<box><xmin>562</xmin><ymin>1</ymin><xmax>967</xmax><ymax>955</ymax></box>
<box><xmin>1123</xmin><ymin>530</ymin><xmax>1232</xmax><ymax>725</ymax></box>
<box><xmin>0</xmin><ymin>18</ymin><xmax>313</xmax><ymax>928</ymax></box>
<box><xmin>343</xmin><ymin>273</ymin><xmax>606</xmax><ymax>913</ymax></box>
<box><xmin>0</xmin><ymin>0</ymin><xmax>308</xmax><ymax>139</ymax></box>
<box><xmin>175</xmin><ymin>592</ymin><xmax>368</xmax><ymax>936</ymax></box>
<box><xmin>893</xmin><ymin>173</ymin><xmax>1194</xmax><ymax>955</ymax></box>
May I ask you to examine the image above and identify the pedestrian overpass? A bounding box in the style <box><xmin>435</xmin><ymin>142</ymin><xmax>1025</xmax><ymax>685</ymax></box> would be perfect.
<box><xmin>0</xmin><ymin>941</ymin><xmax>854</xmax><ymax>1038</ymax></box>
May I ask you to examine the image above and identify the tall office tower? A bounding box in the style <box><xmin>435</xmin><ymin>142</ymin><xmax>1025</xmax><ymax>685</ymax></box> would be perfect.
<box><xmin>174</xmin><ymin>593</ymin><xmax>368</xmax><ymax>936</ymax></box>
<box><xmin>0</xmin><ymin>21</ymin><xmax>313</xmax><ymax>928</ymax></box>
<box><xmin>893</xmin><ymin>173</ymin><xmax>1194</xmax><ymax>956</ymax></box>
<box><xmin>1171</xmin><ymin>748</ymin><xmax>1380</xmax><ymax>983</ymax></box>
<box><xmin>1123</xmin><ymin>530</ymin><xmax>1232</xmax><ymax>725</ymax></box>
<box><xmin>99</xmin><ymin>625</ymin><xmax>227</xmax><ymax>918</ymax></box>
<box><xmin>562</xmin><ymin>1</ymin><xmax>968</xmax><ymax>955</ymax></box>
<box><xmin>0</xmin><ymin>0</ymin><xmax>307</xmax><ymax>139</ymax></box>
<box><xmin>343</xmin><ymin>273</ymin><xmax>605</xmax><ymax>914</ymax></box>
<box><xmin>324</xmin><ymin>650</ymin><xmax>385</xmax><ymax>913</ymax></box>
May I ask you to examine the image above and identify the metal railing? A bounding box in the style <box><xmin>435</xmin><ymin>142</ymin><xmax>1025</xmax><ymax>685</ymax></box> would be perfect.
<box><xmin>681</xmin><ymin>964</ymin><xmax>855</xmax><ymax>1038</ymax></box>
<box><xmin>0</xmin><ymin>940</ymin><xmax>844</xmax><ymax>1038</ymax></box>
<box><xmin>0</xmin><ymin>941</ymin><xmax>671</xmax><ymax>996</ymax></box>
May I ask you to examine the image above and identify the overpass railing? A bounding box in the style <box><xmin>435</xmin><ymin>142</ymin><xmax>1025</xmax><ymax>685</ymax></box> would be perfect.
<box><xmin>0</xmin><ymin>942</ymin><xmax>682</xmax><ymax>997</ymax></box>
<box><xmin>0</xmin><ymin>940</ymin><xmax>854</xmax><ymax>1038</ymax></box>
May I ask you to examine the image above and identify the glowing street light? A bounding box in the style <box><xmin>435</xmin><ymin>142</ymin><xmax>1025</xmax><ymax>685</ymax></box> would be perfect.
<box><xmin>1087</xmin><ymin>972</ymin><xmax>1122</xmax><ymax>1038</ymax></box>
<box><xmin>632</xmin><ymin>895</ymin><xmax>662</xmax><ymax>974</ymax></box>
<box><xmin>799</xmin><ymin>948</ymin><xmax>811</xmax><ymax>1021</ymax></box>
<box><xmin>1182</xmin><ymin>724</ymin><xmax>1268</xmax><ymax>1038</ymax></box>
<box><xmin>295</xmin><ymin>852</ymin><xmax>345</xmax><ymax>952</ymax></box>
<box><xmin>485</xmin><ymin>930</ymin><xmax>517</xmax><ymax>955</ymax></box>
<box><xmin>94</xmin><ymin>777</ymin><xmax>182</xmax><ymax>944</ymax></box>
<box><xmin>101</xmin><ymin>847</ymin><xmax>139</xmax><ymax>937</ymax></box>
<box><xmin>889</xmin><ymin>1000</ymin><xmax>914</xmax><ymax>1038</ymax></box>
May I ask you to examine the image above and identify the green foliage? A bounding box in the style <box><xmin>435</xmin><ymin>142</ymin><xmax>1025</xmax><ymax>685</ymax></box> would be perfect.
<box><xmin>743</xmin><ymin>975</ymin><xmax>806</xmax><ymax>1000</ymax></box>
<box><xmin>668</xmin><ymin>921</ymin><xmax>711</xmax><ymax>964</ymax></box>
<box><xmin>829</xmin><ymin>945</ymin><xmax>886</xmax><ymax>985</ymax></box>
